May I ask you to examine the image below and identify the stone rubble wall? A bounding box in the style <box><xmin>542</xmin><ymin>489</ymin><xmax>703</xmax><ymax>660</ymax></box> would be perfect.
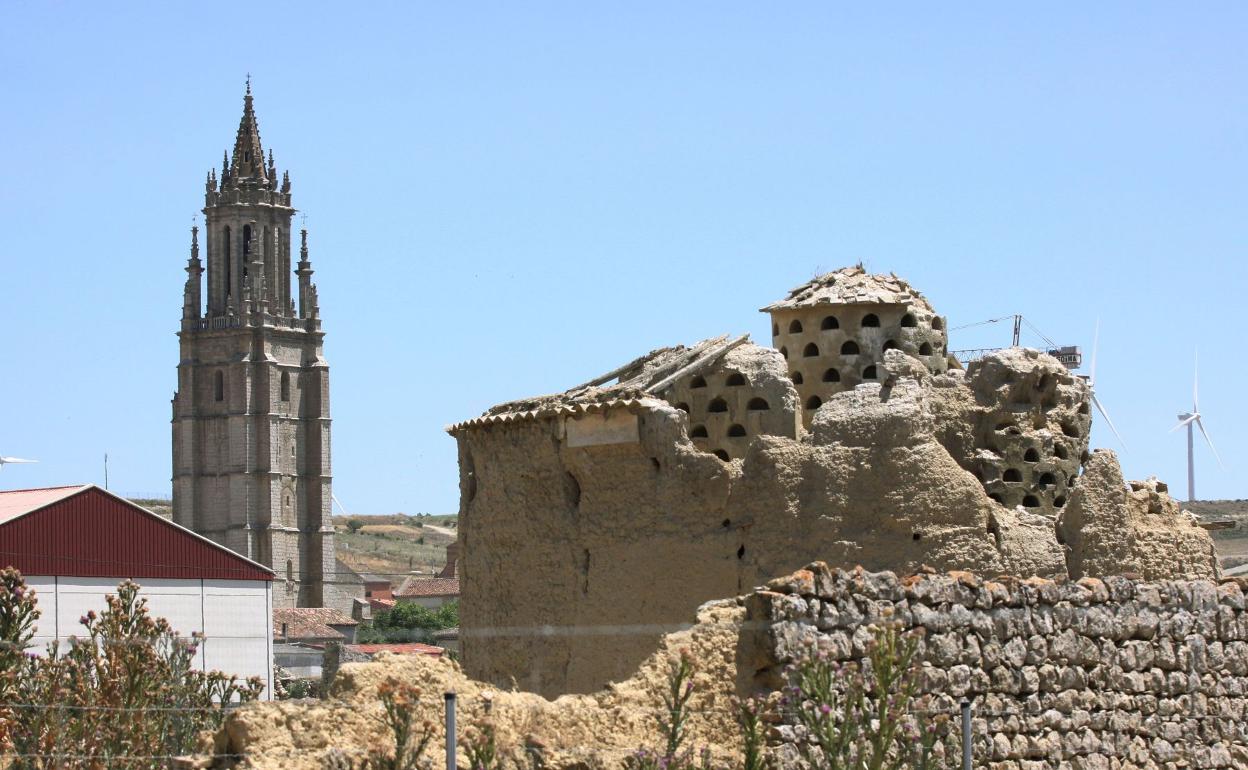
<box><xmin>743</xmin><ymin>563</ymin><xmax>1248</xmax><ymax>770</ymax></box>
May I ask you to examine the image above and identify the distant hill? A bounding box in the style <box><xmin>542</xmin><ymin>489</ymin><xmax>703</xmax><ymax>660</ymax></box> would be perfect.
<box><xmin>1185</xmin><ymin>500</ymin><xmax>1248</xmax><ymax>569</ymax></box>
<box><xmin>332</xmin><ymin>513</ymin><xmax>458</xmax><ymax>582</ymax></box>
<box><xmin>1183</xmin><ymin>496</ymin><xmax>1248</xmax><ymax>526</ymax></box>
<box><xmin>122</xmin><ymin>502</ymin><xmax>456</xmax><ymax>583</ymax></box>
<box><xmin>129</xmin><ymin>498</ymin><xmax>173</xmax><ymax>520</ymax></box>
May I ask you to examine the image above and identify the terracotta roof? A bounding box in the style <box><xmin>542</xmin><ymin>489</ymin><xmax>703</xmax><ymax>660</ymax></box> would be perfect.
<box><xmin>761</xmin><ymin>266</ymin><xmax>936</xmax><ymax>313</ymax></box>
<box><xmin>0</xmin><ymin>485</ymin><xmax>89</xmax><ymax>524</ymax></box>
<box><xmin>346</xmin><ymin>643</ymin><xmax>443</xmax><ymax>656</ymax></box>
<box><xmin>394</xmin><ymin>576</ymin><xmax>460</xmax><ymax>598</ymax></box>
<box><xmin>273</xmin><ymin>607</ymin><xmax>358</xmax><ymax>640</ymax></box>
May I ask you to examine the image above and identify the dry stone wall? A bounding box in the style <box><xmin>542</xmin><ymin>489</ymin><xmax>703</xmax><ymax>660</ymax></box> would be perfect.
<box><xmin>743</xmin><ymin>562</ymin><xmax>1248</xmax><ymax>770</ymax></box>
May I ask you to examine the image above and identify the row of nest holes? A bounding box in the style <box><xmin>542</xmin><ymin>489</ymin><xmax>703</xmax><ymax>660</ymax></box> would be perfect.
<box><xmin>792</xmin><ymin>366</ymin><xmax>878</xmax><ymax>385</ymax></box>
<box><xmin>773</xmin><ymin>314</ymin><xmax>945</xmax><ymax>335</ymax></box>
<box><xmin>676</xmin><ymin>397</ymin><xmax>770</xmax><ymax>413</ymax></box>
<box><xmin>994</xmin><ymin>419</ymin><xmax>1084</xmax><ymax>439</ymax></box>
<box><xmin>690</xmin><ymin>424</ymin><xmax>748</xmax><ymax>439</ymax></box>
<box><xmin>988</xmin><ymin>492</ymin><xmax>1068</xmax><ymax>508</ymax></box>
<box><xmin>1001</xmin><ymin>468</ymin><xmax>1059</xmax><ymax>486</ymax></box>
<box><xmin>781</xmin><ymin>340</ymin><xmax>937</xmax><ymax>359</ymax></box>
<box><xmin>690</xmin><ymin>371</ymin><xmax>747</xmax><ymax>389</ymax></box>
<box><xmin>1023</xmin><ymin>446</ymin><xmax>1071</xmax><ymax>462</ymax></box>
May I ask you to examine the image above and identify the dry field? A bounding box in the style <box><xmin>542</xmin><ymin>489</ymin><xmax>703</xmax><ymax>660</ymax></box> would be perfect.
<box><xmin>333</xmin><ymin>514</ymin><xmax>457</xmax><ymax>580</ymax></box>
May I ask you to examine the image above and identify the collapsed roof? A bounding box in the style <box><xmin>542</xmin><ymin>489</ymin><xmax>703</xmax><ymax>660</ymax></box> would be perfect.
<box><xmin>760</xmin><ymin>265</ymin><xmax>936</xmax><ymax>313</ymax></box>
<box><xmin>448</xmin><ymin>334</ymin><xmax>749</xmax><ymax>431</ymax></box>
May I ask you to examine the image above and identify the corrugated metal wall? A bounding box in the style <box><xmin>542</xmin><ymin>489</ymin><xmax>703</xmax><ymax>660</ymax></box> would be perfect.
<box><xmin>0</xmin><ymin>488</ymin><xmax>273</xmax><ymax>581</ymax></box>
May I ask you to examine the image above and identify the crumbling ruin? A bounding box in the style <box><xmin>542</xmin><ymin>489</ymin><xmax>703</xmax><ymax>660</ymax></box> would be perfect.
<box><xmin>448</xmin><ymin>267</ymin><xmax>1217</xmax><ymax>696</ymax></box>
<box><xmin>763</xmin><ymin>267</ymin><xmax>950</xmax><ymax>425</ymax></box>
<box><xmin>203</xmin><ymin>564</ymin><xmax>1248</xmax><ymax>770</ymax></box>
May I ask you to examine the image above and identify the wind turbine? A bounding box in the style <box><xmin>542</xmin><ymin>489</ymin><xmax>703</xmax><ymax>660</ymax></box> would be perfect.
<box><xmin>1170</xmin><ymin>352</ymin><xmax>1222</xmax><ymax>503</ymax></box>
<box><xmin>1088</xmin><ymin>320</ymin><xmax>1127</xmax><ymax>449</ymax></box>
<box><xmin>0</xmin><ymin>456</ymin><xmax>38</xmax><ymax>471</ymax></box>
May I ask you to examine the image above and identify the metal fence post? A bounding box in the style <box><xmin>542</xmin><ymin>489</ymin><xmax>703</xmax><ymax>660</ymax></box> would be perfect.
<box><xmin>960</xmin><ymin>698</ymin><xmax>972</xmax><ymax>770</ymax></box>
<box><xmin>445</xmin><ymin>691</ymin><xmax>457</xmax><ymax>770</ymax></box>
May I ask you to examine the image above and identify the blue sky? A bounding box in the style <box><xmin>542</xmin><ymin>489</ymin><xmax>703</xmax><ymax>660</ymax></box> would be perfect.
<box><xmin>1</xmin><ymin>4</ymin><xmax>1244</xmax><ymax>511</ymax></box>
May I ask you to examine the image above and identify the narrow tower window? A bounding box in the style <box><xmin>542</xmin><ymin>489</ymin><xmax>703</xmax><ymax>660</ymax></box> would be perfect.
<box><xmin>280</xmin><ymin>371</ymin><xmax>290</xmax><ymax>401</ymax></box>
<box><xmin>223</xmin><ymin>227</ymin><xmax>232</xmax><ymax>295</ymax></box>
<box><xmin>214</xmin><ymin>371</ymin><xmax>224</xmax><ymax>402</ymax></box>
<box><xmin>243</xmin><ymin>224</ymin><xmax>252</xmax><ymax>257</ymax></box>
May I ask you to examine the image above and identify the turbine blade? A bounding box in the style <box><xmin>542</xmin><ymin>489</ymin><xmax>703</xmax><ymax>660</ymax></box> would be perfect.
<box><xmin>1193</xmin><ymin>351</ymin><xmax>1200</xmax><ymax>412</ymax></box>
<box><xmin>1090</xmin><ymin>319</ymin><xmax>1101</xmax><ymax>385</ymax></box>
<box><xmin>1093</xmin><ymin>395</ymin><xmax>1127</xmax><ymax>450</ymax></box>
<box><xmin>1196</xmin><ymin>417</ymin><xmax>1225</xmax><ymax>469</ymax></box>
<box><xmin>0</xmin><ymin>457</ymin><xmax>37</xmax><ymax>464</ymax></box>
<box><xmin>331</xmin><ymin>493</ymin><xmax>350</xmax><ymax>517</ymax></box>
<box><xmin>1169</xmin><ymin>415</ymin><xmax>1198</xmax><ymax>432</ymax></box>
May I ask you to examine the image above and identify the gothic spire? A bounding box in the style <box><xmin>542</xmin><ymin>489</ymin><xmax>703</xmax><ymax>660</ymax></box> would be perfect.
<box><xmin>228</xmin><ymin>78</ymin><xmax>268</xmax><ymax>186</ymax></box>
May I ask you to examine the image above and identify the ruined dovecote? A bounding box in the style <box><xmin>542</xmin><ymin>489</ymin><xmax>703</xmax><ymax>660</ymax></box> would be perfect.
<box><xmin>662</xmin><ymin>345</ymin><xmax>799</xmax><ymax>461</ymax></box>
<box><xmin>762</xmin><ymin>267</ymin><xmax>949</xmax><ymax>427</ymax></box>
<box><xmin>963</xmin><ymin>348</ymin><xmax>1092</xmax><ymax>518</ymax></box>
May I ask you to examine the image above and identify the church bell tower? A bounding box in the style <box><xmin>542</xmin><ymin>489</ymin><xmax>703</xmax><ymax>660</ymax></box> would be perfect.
<box><xmin>172</xmin><ymin>81</ymin><xmax>338</xmax><ymax>610</ymax></box>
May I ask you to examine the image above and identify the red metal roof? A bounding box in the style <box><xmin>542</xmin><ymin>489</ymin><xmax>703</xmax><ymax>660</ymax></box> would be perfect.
<box><xmin>0</xmin><ymin>485</ymin><xmax>273</xmax><ymax>581</ymax></box>
<box><xmin>0</xmin><ymin>485</ymin><xmax>85</xmax><ymax>524</ymax></box>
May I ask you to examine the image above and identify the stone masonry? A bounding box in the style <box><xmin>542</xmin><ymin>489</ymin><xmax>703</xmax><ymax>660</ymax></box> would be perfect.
<box><xmin>744</xmin><ymin>562</ymin><xmax>1248</xmax><ymax>769</ymax></box>
<box><xmin>172</xmin><ymin>83</ymin><xmax>359</xmax><ymax>613</ymax></box>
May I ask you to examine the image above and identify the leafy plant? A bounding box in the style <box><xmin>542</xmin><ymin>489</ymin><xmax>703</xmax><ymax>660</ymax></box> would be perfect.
<box><xmin>359</xmin><ymin>601</ymin><xmax>458</xmax><ymax>644</ymax></box>
<box><xmin>786</xmin><ymin>623</ymin><xmax>951</xmax><ymax>770</ymax></box>
<box><xmin>736</xmin><ymin>695</ymin><xmax>769</xmax><ymax>770</ymax></box>
<box><xmin>0</xmin><ymin>567</ymin><xmax>263</xmax><ymax>768</ymax></box>
<box><xmin>462</xmin><ymin>720</ymin><xmax>500</xmax><ymax>770</ymax></box>
<box><xmin>624</xmin><ymin>649</ymin><xmax>712</xmax><ymax>770</ymax></box>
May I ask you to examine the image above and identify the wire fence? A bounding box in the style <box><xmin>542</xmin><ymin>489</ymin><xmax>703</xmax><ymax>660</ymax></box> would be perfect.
<box><xmin>6</xmin><ymin>693</ymin><xmax>1244</xmax><ymax>770</ymax></box>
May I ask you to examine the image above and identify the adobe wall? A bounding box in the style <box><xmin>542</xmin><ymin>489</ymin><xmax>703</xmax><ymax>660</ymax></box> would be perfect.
<box><xmin>454</xmin><ymin>352</ymin><xmax>1215</xmax><ymax>697</ymax></box>
<box><xmin>743</xmin><ymin>563</ymin><xmax>1248</xmax><ymax>769</ymax></box>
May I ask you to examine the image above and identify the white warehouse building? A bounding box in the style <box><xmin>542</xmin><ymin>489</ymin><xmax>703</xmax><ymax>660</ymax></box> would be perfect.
<box><xmin>0</xmin><ymin>485</ymin><xmax>275</xmax><ymax>698</ymax></box>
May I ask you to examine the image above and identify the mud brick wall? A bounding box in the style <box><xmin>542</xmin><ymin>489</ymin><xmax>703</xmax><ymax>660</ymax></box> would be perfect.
<box><xmin>742</xmin><ymin>563</ymin><xmax>1248</xmax><ymax>770</ymax></box>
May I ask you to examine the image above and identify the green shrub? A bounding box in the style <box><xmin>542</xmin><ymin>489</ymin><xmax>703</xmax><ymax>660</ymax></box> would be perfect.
<box><xmin>358</xmin><ymin>601</ymin><xmax>458</xmax><ymax>644</ymax></box>
<box><xmin>0</xmin><ymin>567</ymin><xmax>263</xmax><ymax>767</ymax></box>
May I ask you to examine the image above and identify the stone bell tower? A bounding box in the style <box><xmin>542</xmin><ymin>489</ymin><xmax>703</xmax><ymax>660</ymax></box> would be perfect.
<box><xmin>172</xmin><ymin>81</ymin><xmax>339</xmax><ymax>610</ymax></box>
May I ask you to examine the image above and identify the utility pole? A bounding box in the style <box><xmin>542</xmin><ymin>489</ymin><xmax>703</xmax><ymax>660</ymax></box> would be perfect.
<box><xmin>1011</xmin><ymin>315</ymin><xmax>1021</xmax><ymax>347</ymax></box>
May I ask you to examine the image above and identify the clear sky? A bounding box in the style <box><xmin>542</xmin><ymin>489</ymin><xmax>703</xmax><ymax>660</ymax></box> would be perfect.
<box><xmin>1</xmin><ymin>4</ymin><xmax>1244</xmax><ymax>512</ymax></box>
